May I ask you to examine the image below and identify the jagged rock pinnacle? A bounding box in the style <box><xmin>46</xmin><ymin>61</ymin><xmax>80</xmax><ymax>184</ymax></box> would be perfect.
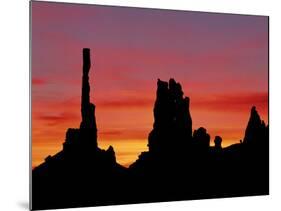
<box><xmin>243</xmin><ymin>106</ymin><xmax>265</xmax><ymax>145</ymax></box>
<box><xmin>148</xmin><ymin>78</ymin><xmax>192</xmax><ymax>153</ymax></box>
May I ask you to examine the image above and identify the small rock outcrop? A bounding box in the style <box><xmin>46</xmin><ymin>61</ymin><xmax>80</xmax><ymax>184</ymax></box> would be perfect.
<box><xmin>193</xmin><ymin>127</ymin><xmax>210</xmax><ymax>150</ymax></box>
<box><xmin>214</xmin><ymin>136</ymin><xmax>223</xmax><ymax>150</ymax></box>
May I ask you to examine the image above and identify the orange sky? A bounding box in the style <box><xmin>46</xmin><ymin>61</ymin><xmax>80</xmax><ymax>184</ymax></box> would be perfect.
<box><xmin>31</xmin><ymin>2</ymin><xmax>268</xmax><ymax>168</ymax></box>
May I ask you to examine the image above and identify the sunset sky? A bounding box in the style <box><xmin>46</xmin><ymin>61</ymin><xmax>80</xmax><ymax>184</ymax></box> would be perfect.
<box><xmin>31</xmin><ymin>1</ymin><xmax>268</xmax><ymax>167</ymax></box>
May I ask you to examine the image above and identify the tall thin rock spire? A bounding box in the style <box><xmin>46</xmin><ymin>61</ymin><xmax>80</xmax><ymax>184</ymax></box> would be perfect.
<box><xmin>79</xmin><ymin>48</ymin><xmax>97</xmax><ymax>146</ymax></box>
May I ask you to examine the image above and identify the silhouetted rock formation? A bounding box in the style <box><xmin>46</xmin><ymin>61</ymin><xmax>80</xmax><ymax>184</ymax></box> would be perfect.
<box><xmin>147</xmin><ymin>78</ymin><xmax>192</xmax><ymax>154</ymax></box>
<box><xmin>214</xmin><ymin>135</ymin><xmax>222</xmax><ymax>148</ymax></box>
<box><xmin>129</xmin><ymin>79</ymin><xmax>268</xmax><ymax>203</ymax></box>
<box><xmin>80</xmin><ymin>48</ymin><xmax>98</xmax><ymax>147</ymax></box>
<box><xmin>243</xmin><ymin>106</ymin><xmax>268</xmax><ymax>146</ymax></box>
<box><xmin>32</xmin><ymin>49</ymin><xmax>269</xmax><ymax>210</ymax></box>
<box><xmin>32</xmin><ymin>49</ymin><xmax>126</xmax><ymax>210</ymax></box>
<box><xmin>193</xmin><ymin>127</ymin><xmax>210</xmax><ymax>149</ymax></box>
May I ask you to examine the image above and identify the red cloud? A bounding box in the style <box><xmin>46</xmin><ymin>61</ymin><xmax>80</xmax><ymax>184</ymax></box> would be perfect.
<box><xmin>96</xmin><ymin>98</ymin><xmax>154</xmax><ymax>109</ymax></box>
<box><xmin>32</xmin><ymin>78</ymin><xmax>46</xmax><ymax>85</ymax></box>
<box><xmin>38</xmin><ymin>112</ymin><xmax>79</xmax><ymax>126</ymax></box>
<box><xmin>98</xmin><ymin>128</ymin><xmax>149</xmax><ymax>140</ymax></box>
<box><xmin>191</xmin><ymin>92</ymin><xmax>268</xmax><ymax>113</ymax></box>
<box><xmin>99</xmin><ymin>130</ymin><xmax>123</xmax><ymax>136</ymax></box>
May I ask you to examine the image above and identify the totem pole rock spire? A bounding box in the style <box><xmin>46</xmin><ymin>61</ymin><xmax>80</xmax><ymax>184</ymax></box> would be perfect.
<box><xmin>81</xmin><ymin>48</ymin><xmax>91</xmax><ymax>111</ymax></box>
<box><xmin>79</xmin><ymin>48</ymin><xmax>97</xmax><ymax>145</ymax></box>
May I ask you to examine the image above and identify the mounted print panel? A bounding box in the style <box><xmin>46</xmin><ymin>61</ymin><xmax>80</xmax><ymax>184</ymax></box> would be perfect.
<box><xmin>31</xmin><ymin>1</ymin><xmax>269</xmax><ymax>210</ymax></box>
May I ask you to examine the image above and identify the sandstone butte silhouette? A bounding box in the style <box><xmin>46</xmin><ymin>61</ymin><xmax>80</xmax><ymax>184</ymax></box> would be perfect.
<box><xmin>32</xmin><ymin>48</ymin><xmax>269</xmax><ymax>210</ymax></box>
